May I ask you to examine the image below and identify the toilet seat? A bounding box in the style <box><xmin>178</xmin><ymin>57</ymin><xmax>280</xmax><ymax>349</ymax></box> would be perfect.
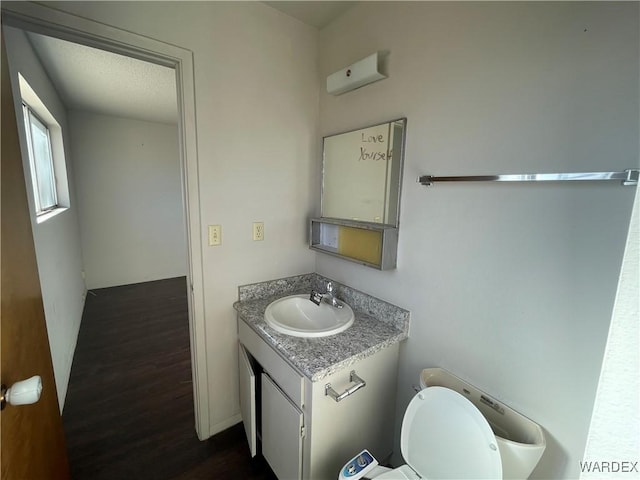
<box><xmin>371</xmin><ymin>464</ymin><xmax>421</xmax><ymax>479</ymax></box>
<box><xmin>397</xmin><ymin>386</ymin><xmax>503</xmax><ymax>479</ymax></box>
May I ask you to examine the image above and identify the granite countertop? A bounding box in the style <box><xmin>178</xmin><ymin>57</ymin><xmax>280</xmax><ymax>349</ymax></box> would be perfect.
<box><xmin>234</xmin><ymin>273</ymin><xmax>409</xmax><ymax>382</ymax></box>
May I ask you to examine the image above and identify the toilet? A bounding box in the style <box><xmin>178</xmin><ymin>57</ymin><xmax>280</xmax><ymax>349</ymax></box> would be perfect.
<box><xmin>342</xmin><ymin>368</ymin><xmax>546</xmax><ymax>480</ymax></box>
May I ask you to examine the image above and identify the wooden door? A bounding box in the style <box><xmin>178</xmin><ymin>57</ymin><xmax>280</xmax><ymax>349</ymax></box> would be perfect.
<box><xmin>1</xmin><ymin>30</ymin><xmax>70</xmax><ymax>480</ymax></box>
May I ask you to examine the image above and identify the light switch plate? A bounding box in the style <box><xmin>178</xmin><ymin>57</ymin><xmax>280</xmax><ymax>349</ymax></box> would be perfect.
<box><xmin>209</xmin><ymin>225</ymin><xmax>222</xmax><ymax>246</ymax></box>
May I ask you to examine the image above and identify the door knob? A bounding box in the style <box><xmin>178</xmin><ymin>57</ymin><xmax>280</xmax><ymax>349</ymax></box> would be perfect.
<box><xmin>0</xmin><ymin>376</ymin><xmax>42</xmax><ymax>410</ymax></box>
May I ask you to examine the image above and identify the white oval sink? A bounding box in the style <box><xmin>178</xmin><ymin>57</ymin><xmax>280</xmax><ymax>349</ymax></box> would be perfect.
<box><xmin>264</xmin><ymin>294</ymin><xmax>354</xmax><ymax>338</ymax></box>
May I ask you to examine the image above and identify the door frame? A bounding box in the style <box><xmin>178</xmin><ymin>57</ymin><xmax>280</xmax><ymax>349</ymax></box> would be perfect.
<box><xmin>1</xmin><ymin>2</ymin><xmax>209</xmax><ymax>439</ymax></box>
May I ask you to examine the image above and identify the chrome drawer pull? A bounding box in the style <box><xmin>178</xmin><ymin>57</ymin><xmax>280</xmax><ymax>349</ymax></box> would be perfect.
<box><xmin>325</xmin><ymin>371</ymin><xmax>366</xmax><ymax>402</ymax></box>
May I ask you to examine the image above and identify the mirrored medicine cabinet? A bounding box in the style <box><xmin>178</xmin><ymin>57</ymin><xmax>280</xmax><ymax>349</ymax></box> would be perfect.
<box><xmin>310</xmin><ymin>118</ymin><xmax>407</xmax><ymax>270</ymax></box>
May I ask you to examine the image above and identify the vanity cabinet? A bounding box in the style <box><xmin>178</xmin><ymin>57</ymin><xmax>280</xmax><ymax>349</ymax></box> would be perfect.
<box><xmin>238</xmin><ymin>344</ymin><xmax>257</xmax><ymax>457</ymax></box>
<box><xmin>238</xmin><ymin>321</ymin><xmax>399</xmax><ymax>480</ymax></box>
<box><xmin>262</xmin><ymin>373</ymin><xmax>304</xmax><ymax>480</ymax></box>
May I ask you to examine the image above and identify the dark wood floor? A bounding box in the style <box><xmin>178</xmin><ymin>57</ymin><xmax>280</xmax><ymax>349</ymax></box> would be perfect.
<box><xmin>63</xmin><ymin>277</ymin><xmax>277</xmax><ymax>480</ymax></box>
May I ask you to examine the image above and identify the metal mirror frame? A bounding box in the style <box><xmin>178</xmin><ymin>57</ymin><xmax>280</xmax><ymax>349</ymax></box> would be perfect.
<box><xmin>321</xmin><ymin>117</ymin><xmax>407</xmax><ymax>228</ymax></box>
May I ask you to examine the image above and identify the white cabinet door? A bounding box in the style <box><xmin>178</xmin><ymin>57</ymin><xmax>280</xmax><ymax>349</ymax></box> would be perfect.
<box><xmin>238</xmin><ymin>343</ymin><xmax>257</xmax><ymax>457</ymax></box>
<box><xmin>262</xmin><ymin>373</ymin><xmax>303</xmax><ymax>480</ymax></box>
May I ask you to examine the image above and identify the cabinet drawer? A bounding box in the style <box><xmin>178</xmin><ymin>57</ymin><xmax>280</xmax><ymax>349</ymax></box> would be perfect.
<box><xmin>238</xmin><ymin>320</ymin><xmax>304</xmax><ymax>408</ymax></box>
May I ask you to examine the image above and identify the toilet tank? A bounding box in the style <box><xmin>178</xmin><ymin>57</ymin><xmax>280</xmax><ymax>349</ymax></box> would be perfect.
<box><xmin>420</xmin><ymin>368</ymin><xmax>546</xmax><ymax>479</ymax></box>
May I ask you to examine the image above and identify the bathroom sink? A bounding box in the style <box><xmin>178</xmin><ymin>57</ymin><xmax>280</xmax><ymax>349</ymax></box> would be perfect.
<box><xmin>264</xmin><ymin>294</ymin><xmax>354</xmax><ymax>338</ymax></box>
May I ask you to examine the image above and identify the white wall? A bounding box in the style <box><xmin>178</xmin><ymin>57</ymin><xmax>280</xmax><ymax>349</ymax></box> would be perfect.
<box><xmin>4</xmin><ymin>26</ymin><xmax>86</xmax><ymax>410</ymax></box>
<box><xmin>581</xmin><ymin>188</ymin><xmax>639</xmax><ymax>478</ymax></box>
<box><xmin>69</xmin><ymin>111</ymin><xmax>185</xmax><ymax>289</ymax></box>
<box><xmin>317</xmin><ymin>3</ymin><xmax>638</xmax><ymax>479</ymax></box>
<box><xmin>43</xmin><ymin>1</ymin><xmax>319</xmax><ymax>436</ymax></box>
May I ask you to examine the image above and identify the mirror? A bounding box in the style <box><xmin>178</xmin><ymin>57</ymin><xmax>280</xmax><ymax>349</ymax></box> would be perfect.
<box><xmin>322</xmin><ymin>118</ymin><xmax>406</xmax><ymax>226</ymax></box>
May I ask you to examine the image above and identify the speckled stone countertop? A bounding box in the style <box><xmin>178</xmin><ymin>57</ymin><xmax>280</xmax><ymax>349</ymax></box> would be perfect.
<box><xmin>234</xmin><ymin>273</ymin><xmax>410</xmax><ymax>382</ymax></box>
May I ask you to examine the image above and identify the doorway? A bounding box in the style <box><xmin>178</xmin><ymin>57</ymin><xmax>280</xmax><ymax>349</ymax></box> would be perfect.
<box><xmin>1</xmin><ymin>2</ymin><xmax>208</xmax><ymax>441</ymax></box>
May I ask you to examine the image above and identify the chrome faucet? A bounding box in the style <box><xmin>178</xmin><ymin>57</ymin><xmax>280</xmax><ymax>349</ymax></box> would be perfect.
<box><xmin>322</xmin><ymin>281</ymin><xmax>343</xmax><ymax>309</ymax></box>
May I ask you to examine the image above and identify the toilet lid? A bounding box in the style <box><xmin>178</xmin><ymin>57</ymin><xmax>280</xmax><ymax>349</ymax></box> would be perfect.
<box><xmin>401</xmin><ymin>386</ymin><xmax>502</xmax><ymax>479</ymax></box>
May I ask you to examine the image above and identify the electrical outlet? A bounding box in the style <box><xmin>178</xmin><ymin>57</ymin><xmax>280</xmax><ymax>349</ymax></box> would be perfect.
<box><xmin>253</xmin><ymin>222</ymin><xmax>264</xmax><ymax>241</ymax></box>
<box><xmin>208</xmin><ymin>224</ymin><xmax>222</xmax><ymax>246</ymax></box>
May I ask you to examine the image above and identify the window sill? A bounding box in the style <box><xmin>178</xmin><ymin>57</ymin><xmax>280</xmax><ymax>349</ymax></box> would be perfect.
<box><xmin>36</xmin><ymin>206</ymin><xmax>68</xmax><ymax>224</ymax></box>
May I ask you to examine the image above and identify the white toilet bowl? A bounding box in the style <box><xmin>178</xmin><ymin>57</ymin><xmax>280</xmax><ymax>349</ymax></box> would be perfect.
<box><xmin>420</xmin><ymin>368</ymin><xmax>546</xmax><ymax>479</ymax></box>
<box><xmin>344</xmin><ymin>368</ymin><xmax>546</xmax><ymax>480</ymax></box>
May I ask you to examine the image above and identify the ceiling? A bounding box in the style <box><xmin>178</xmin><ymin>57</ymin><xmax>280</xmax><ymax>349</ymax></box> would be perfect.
<box><xmin>264</xmin><ymin>1</ymin><xmax>356</xmax><ymax>28</ymax></box>
<box><xmin>27</xmin><ymin>32</ymin><xmax>178</xmax><ymax>125</ymax></box>
<box><xmin>24</xmin><ymin>2</ymin><xmax>354</xmax><ymax>125</ymax></box>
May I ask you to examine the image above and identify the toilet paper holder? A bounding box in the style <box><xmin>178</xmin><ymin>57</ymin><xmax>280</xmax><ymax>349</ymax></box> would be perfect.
<box><xmin>325</xmin><ymin>370</ymin><xmax>366</xmax><ymax>402</ymax></box>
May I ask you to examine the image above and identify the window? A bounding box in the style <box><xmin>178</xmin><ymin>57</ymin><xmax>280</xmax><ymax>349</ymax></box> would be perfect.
<box><xmin>18</xmin><ymin>73</ymin><xmax>70</xmax><ymax>222</ymax></box>
<box><xmin>23</xmin><ymin>103</ymin><xmax>58</xmax><ymax>214</ymax></box>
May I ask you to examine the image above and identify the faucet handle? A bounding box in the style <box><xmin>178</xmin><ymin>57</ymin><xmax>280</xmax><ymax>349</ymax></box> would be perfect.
<box><xmin>326</xmin><ymin>281</ymin><xmax>334</xmax><ymax>294</ymax></box>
